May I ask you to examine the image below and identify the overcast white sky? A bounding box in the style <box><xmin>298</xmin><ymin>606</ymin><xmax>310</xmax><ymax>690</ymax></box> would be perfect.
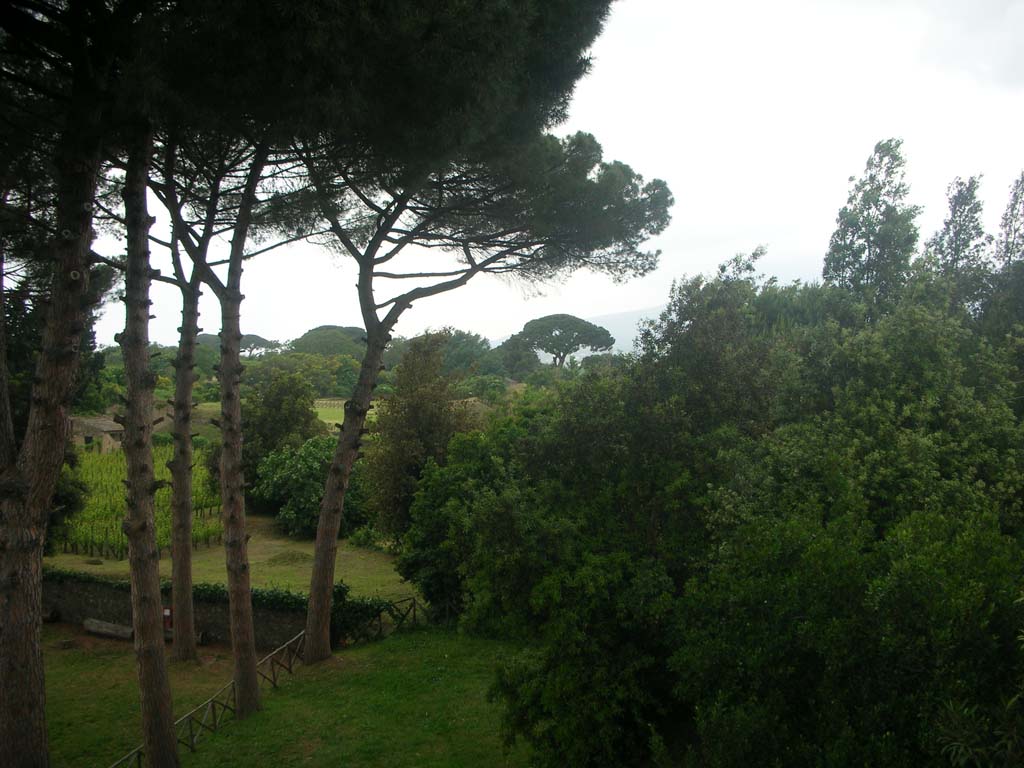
<box><xmin>93</xmin><ymin>0</ymin><xmax>1024</xmax><ymax>348</ymax></box>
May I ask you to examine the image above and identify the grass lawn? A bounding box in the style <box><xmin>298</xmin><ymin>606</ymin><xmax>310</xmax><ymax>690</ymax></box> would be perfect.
<box><xmin>182</xmin><ymin>630</ymin><xmax>529</xmax><ymax>768</ymax></box>
<box><xmin>44</xmin><ymin>623</ymin><xmax>233</xmax><ymax>767</ymax></box>
<box><xmin>45</xmin><ymin>516</ymin><xmax>412</xmax><ymax>600</ymax></box>
<box><xmin>45</xmin><ymin>624</ymin><xmax>528</xmax><ymax>768</ymax></box>
<box><xmin>315</xmin><ymin>403</ymin><xmax>346</xmax><ymax>426</ymax></box>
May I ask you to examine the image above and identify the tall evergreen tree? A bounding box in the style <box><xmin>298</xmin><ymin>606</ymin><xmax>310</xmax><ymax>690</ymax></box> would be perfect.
<box><xmin>823</xmin><ymin>139</ymin><xmax>921</xmax><ymax>314</ymax></box>
<box><xmin>365</xmin><ymin>332</ymin><xmax>467</xmax><ymax>541</ymax></box>
<box><xmin>996</xmin><ymin>171</ymin><xmax>1024</xmax><ymax>266</ymax></box>
<box><xmin>925</xmin><ymin>175</ymin><xmax>992</xmax><ymax>308</ymax></box>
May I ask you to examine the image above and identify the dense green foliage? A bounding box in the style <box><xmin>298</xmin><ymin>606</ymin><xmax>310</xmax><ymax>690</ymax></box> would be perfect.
<box><xmin>491</xmin><ymin>333</ymin><xmax>542</xmax><ymax>380</ymax></box>
<box><xmin>3</xmin><ymin>263</ymin><xmax>119</xmax><ymax>432</ymax></box>
<box><xmin>823</xmin><ymin>139</ymin><xmax>921</xmax><ymax>314</ymax></box>
<box><xmin>365</xmin><ymin>333</ymin><xmax>476</xmax><ymax>542</ymax></box>
<box><xmin>244</xmin><ymin>350</ymin><xmax>367</xmax><ymax>400</ymax></box>
<box><xmin>252</xmin><ymin>435</ymin><xmax>368</xmax><ymax>538</ymax></box>
<box><xmin>996</xmin><ymin>172</ymin><xmax>1024</xmax><ymax>266</ymax></box>
<box><xmin>220</xmin><ymin>370</ymin><xmax>327</xmax><ymax>502</ymax></box>
<box><xmin>48</xmin><ymin>448</ymin><xmax>88</xmax><ymax>554</ymax></box>
<box><xmin>398</xmin><ymin>185</ymin><xmax>1024</xmax><ymax>766</ymax></box>
<box><xmin>436</xmin><ymin>330</ymin><xmax>494</xmax><ymax>376</ymax></box>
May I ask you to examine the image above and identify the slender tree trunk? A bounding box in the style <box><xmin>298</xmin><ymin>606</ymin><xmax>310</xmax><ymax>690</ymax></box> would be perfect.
<box><xmin>0</xmin><ymin>88</ymin><xmax>105</xmax><ymax>768</ymax></box>
<box><xmin>218</xmin><ymin>291</ymin><xmax>260</xmax><ymax>715</ymax></box>
<box><xmin>119</xmin><ymin>126</ymin><xmax>180</xmax><ymax>768</ymax></box>
<box><xmin>304</xmin><ymin>330</ymin><xmax>388</xmax><ymax>662</ymax></box>
<box><xmin>169</xmin><ymin>277</ymin><xmax>200</xmax><ymax>661</ymax></box>
<box><xmin>214</xmin><ymin>145</ymin><xmax>267</xmax><ymax>717</ymax></box>
<box><xmin>0</xmin><ymin>217</ymin><xmax>15</xmax><ymax>469</ymax></box>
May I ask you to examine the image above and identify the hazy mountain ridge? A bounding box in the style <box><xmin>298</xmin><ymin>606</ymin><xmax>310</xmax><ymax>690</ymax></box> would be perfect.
<box><xmin>583</xmin><ymin>305</ymin><xmax>665</xmax><ymax>353</ymax></box>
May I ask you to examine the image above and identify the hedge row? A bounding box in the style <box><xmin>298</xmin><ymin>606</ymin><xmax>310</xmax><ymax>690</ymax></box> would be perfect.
<box><xmin>42</xmin><ymin>566</ymin><xmax>392</xmax><ymax>646</ymax></box>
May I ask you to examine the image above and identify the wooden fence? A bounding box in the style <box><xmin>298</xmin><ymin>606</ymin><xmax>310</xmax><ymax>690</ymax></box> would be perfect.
<box><xmin>106</xmin><ymin>597</ymin><xmax>424</xmax><ymax>767</ymax></box>
<box><xmin>107</xmin><ymin>630</ymin><xmax>306</xmax><ymax>767</ymax></box>
<box><xmin>362</xmin><ymin>596</ymin><xmax>420</xmax><ymax>640</ymax></box>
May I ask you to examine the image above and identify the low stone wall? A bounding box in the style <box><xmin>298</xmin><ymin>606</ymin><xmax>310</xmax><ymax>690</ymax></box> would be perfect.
<box><xmin>42</xmin><ymin>573</ymin><xmax>305</xmax><ymax>650</ymax></box>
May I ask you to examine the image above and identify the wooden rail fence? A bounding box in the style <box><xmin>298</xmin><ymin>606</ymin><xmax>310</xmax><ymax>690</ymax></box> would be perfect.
<box><xmin>363</xmin><ymin>596</ymin><xmax>420</xmax><ymax>640</ymax></box>
<box><xmin>107</xmin><ymin>630</ymin><xmax>306</xmax><ymax>767</ymax></box>
<box><xmin>106</xmin><ymin>596</ymin><xmax>424</xmax><ymax>767</ymax></box>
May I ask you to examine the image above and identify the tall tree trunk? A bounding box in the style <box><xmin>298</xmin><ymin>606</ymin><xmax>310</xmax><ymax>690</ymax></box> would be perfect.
<box><xmin>218</xmin><ymin>290</ymin><xmax>260</xmax><ymax>715</ymax></box>
<box><xmin>0</xmin><ymin>214</ymin><xmax>15</xmax><ymax>469</ymax></box>
<box><xmin>304</xmin><ymin>328</ymin><xmax>388</xmax><ymax>662</ymax></box>
<box><xmin>119</xmin><ymin>126</ymin><xmax>180</xmax><ymax>768</ymax></box>
<box><xmin>215</xmin><ymin>145</ymin><xmax>267</xmax><ymax>717</ymax></box>
<box><xmin>169</xmin><ymin>277</ymin><xmax>200</xmax><ymax>661</ymax></box>
<box><xmin>0</xmin><ymin>86</ymin><xmax>104</xmax><ymax>768</ymax></box>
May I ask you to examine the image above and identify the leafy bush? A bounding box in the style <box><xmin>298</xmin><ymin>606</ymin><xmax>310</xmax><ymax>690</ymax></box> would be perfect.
<box><xmin>454</xmin><ymin>374</ymin><xmax>507</xmax><ymax>404</ymax></box>
<box><xmin>331</xmin><ymin>591</ymin><xmax>392</xmax><ymax>645</ymax></box>
<box><xmin>493</xmin><ymin>555</ymin><xmax>681</xmax><ymax>768</ymax></box>
<box><xmin>209</xmin><ymin>370</ymin><xmax>327</xmax><ymax>494</ymax></box>
<box><xmin>347</xmin><ymin>524</ymin><xmax>385</xmax><ymax>550</ymax></box>
<box><xmin>252</xmin><ymin>436</ymin><xmax>367</xmax><ymax>537</ymax></box>
<box><xmin>151</xmin><ymin>431</ymin><xmax>173</xmax><ymax>447</ymax></box>
<box><xmin>49</xmin><ymin>446</ymin><xmax>88</xmax><ymax>554</ymax></box>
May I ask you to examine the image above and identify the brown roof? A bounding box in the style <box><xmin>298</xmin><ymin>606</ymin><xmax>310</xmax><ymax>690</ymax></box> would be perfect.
<box><xmin>72</xmin><ymin>416</ymin><xmax>123</xmax><ymax>435</ymax></box>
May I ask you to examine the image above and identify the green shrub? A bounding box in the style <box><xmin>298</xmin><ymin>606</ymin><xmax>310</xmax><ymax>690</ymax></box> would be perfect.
<box><xmin>151</xmin><ymin>431</ymin><xmax>173</xmax><ymax>447</ymax></box>
<box><xmin>49</xmin><ymin>446</ymin><xmax>88</xmax><ymax>555</ymax></box>
<box><xmin>347</xmin><ymin>524</ymin><xmax>384</xmax><ymax>550</ymax></box>
<box><xmin>252</xmin><ymin>436</ymin><xmax>367</xmax><ymax>537</ymax></box>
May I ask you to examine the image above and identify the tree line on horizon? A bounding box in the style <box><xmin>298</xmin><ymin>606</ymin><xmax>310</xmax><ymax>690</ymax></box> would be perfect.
<box><xmin>56</xmin><ymin>312</ymin><xmax>616</xmax><ymax>421</ymax></box>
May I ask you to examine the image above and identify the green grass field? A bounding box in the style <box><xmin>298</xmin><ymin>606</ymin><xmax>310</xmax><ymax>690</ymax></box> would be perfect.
<box><xmin>46</xmin><ymin>515</ymin><xmax>412</xmax><ymax>600</ymax></box>
<box><xmin>315</xmin><ymin>398</ymin><xmax>383</xmax><ymax>428</ymax></box>
<box><xmin>315</xmin><ymin>404</ymin><xmax>346</xmax><ymax>426</ymax></box>
<box><xmin>45</xmin><ymin>624</ymin><xmax>527</xmax><ymax>768</ymax></box>
<box><xmin>44</xmin><ymin>623</ymin><xmax>232</xmax><ymax>767</ymax></box>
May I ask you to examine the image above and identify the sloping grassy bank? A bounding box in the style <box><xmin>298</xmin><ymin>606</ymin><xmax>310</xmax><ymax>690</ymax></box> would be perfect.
<box><xmin>44</xmin><ymin>624</ymin><xmax>527</xmax><ymax>768</ymax></box>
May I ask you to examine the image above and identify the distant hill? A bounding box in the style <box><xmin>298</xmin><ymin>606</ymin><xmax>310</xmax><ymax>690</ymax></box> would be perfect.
<box><xmin>196</xmin><ymin>333</ymin><xmax>219</xmax><ymax>347</ymax></box>
<box><xmin>583</xmin><ymin>306</ymin><xmax>664</xmax><ymax>353</ymax></box>
<box><xmin>288</xmin><ymin>325</ymin><xmax>366</xmax><ymax>358</ymax></box>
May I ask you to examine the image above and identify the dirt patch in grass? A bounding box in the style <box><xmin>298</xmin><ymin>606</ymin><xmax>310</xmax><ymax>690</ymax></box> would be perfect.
<box><xmin>265</xmin><ymin>550</ymin><xmax>314</xmax><ymax>566</ymax></box>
